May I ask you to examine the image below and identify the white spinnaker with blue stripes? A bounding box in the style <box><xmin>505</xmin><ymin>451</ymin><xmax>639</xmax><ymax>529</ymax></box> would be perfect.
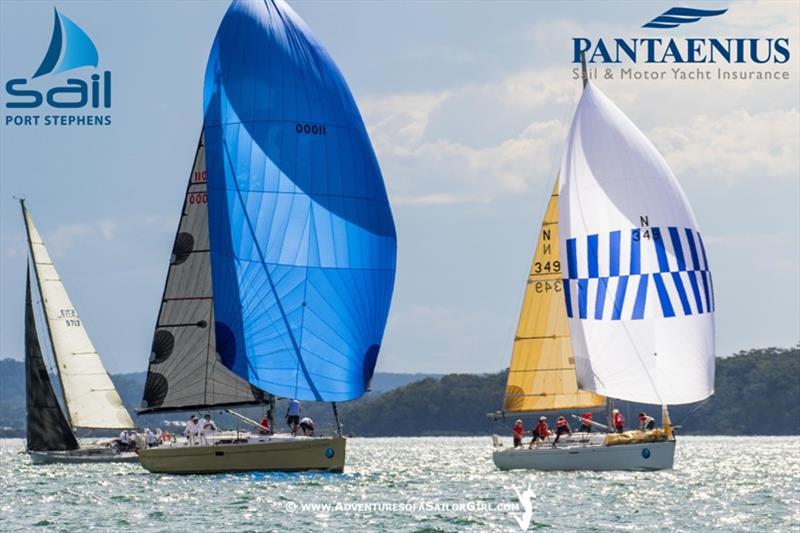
<box><xmin>559</xmin><ymin>82</ymin><xmax>715</xmax><ymax>405</ymax></box>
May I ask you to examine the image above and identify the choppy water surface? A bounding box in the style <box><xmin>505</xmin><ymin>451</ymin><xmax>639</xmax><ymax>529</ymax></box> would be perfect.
<box><xmin>2</xmin><ymin>436</ymin><xmax>798</xmax><ymax>532</ymax></box>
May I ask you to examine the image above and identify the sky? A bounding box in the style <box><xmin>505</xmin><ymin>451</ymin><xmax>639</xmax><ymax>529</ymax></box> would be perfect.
<box><xmin>0</xmin><ymin>0</ymin><xmax>798</xmax><ymax>376</ymax></box>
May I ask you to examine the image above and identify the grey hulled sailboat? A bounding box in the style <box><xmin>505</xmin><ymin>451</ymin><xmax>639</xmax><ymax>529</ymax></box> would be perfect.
<box><xmin>21</xmin><ymin>200</ymin><xmax>137</xmax><ymax>464</ymax></box>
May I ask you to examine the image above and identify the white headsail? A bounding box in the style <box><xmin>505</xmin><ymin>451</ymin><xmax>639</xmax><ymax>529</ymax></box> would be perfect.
<box><xmin>559</xmin><ymin>83</ymin><xmax>715</xmax><ymax>405</ymax></box>
<box><xmin>22</xmin><ymin>204</ymin><xmax>134</xmax><ymax>429</ymax></box>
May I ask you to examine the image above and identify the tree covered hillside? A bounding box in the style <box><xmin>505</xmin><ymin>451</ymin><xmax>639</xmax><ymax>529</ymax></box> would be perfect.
<box><xmin>338</xmin><ymin>346</ymin><xmax>799</xmax><ymax>437</ymax></box>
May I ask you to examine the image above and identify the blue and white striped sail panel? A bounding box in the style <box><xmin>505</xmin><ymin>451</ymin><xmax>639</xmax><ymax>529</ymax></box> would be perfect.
<box><xmin>563</xmin><ymin>227</ymin><xmax>714</xmax><ymax>321</ymax></box>
<box><xmin>202</xmin><ymin>0</ymin><xmax>397</xmax><ymax>402</ymax></box>
<box><xmin>559</xmin><ymin>83</ymin><xmax>715</xmax><ymax>406</ymax></box>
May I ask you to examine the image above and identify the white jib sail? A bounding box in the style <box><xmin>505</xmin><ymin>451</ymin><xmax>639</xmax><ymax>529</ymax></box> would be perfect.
<box><xmin>23</xmin><ymin>206</ymin><xmax>134</xmax><ymax>429</ymax></box>
<box><xmin>559</xmin><ymin>83</ymin><xmax>715</xmax><ymax>405</ymax></box>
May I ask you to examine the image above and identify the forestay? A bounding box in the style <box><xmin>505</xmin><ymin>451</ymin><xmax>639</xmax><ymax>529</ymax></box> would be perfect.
<box><xmin>559</xmin><ymin>83</ymin><xmax>715</xmax><ymax>405</ymax></box>
<box><xmin>202</xmin><ymin>0</ymin><xmax>397</xmax><ymax>402</ymax></box>
<box><xmin>22</xmin><ymin>203</ymin><xmax>134</xmax><ymax>429</ymax></box>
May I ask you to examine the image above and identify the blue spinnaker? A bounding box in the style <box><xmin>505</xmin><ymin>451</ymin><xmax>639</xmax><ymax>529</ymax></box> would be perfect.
<box><xmin>203</xmin><ymin>0</ymin><xmax>397</xmax><ymax>402</ymax></box>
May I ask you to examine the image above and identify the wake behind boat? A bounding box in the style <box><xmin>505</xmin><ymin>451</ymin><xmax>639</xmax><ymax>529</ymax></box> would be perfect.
<box><xmin>137</xmin><ymin>0</ymin><xmax>397</xmax><ymax>475</ymax></box>
<box><xmin>21</xmin><ymin>200</ymin><xmax>137</xmax><ymax>465</ymax></box>
<box><xmin>492</xmin><ymin>56</ymin><xmax>714</xmax><ymax>471</ymax></box>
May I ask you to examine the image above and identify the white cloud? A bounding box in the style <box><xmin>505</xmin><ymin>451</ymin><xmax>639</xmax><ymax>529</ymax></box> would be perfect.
<box><xmin>362</xmin><ymin>69</ymin><xmax>575</xmax><ymax>205</ymax></box>
<box><xmin>47</xmin><ymin>219</ymin><xmax>118</xmax><ymax>256</ymax></box>
<box><xmin>650</xmin><ymin>108</ymin><xmax>800</xmax><ymax>183</ymax></box>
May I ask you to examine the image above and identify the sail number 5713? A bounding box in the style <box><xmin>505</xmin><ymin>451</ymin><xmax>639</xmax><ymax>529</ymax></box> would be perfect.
<box><xmin>59</xmin><ymin>308</ymin><xmax>81</xmax><ymax>327</ymax></box>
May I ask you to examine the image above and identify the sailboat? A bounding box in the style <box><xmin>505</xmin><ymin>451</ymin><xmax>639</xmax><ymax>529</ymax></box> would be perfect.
<box><xmin>492</xmin><ymin>58</ymin><xmax>715</xmax><ymax>471</ymax></box>
<box><xmin>137</xmin><ymin>0</ymin><xmax>396</xmax><ymax>474</ymax></box>
<box><xmin>21</xmin><ymin>200</ymin><xmax>138</xmax><ymax>464</ymax></box>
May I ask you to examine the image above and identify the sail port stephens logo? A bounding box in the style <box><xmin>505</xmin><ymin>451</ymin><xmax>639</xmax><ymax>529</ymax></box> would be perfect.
<box><xmin>572</xmin><ymin>6</ymin><xmax>792</xmax><ymax>82</ymax></box>
<box><xmin>3</xmin><ymin>7</ymin><xmax>111</xmax><ymax>127</ymax></box>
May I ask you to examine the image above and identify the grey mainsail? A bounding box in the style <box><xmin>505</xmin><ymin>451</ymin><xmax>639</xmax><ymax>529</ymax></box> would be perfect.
<box><xmin>141</xmin><ymin>133</ymin><xmax>266</xmax><ymax>412</ymax></box>
<box><xmin>25</xmin><ymin>267</ymin><xmax>79</xmax><ymax>452</ymax></box>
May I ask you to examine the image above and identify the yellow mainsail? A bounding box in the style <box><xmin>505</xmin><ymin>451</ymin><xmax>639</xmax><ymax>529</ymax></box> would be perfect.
<box><xmin>503</xmin><ymin>177</ymin><xmax>605</xmax><ymax>412</ymax></box>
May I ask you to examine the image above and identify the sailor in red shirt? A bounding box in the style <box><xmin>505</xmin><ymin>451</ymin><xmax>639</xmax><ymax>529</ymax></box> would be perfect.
<box><xmin>553</xmin><ymin>416</ymin><xmax>571</xmax><ymax>445</ymax></box>
<box><xmin>578</xmin><ymin>412</ymin><xmax>593</xmax><ymax>432</ymax></box>
<box><xmin>612</xmin><ymin>409</ymin><xmax>625</xmax><ymax>433</ymax></box>
<box><xmin>529</xmin><ymin>416</ymin><xmax>550</xmax><ymax>447</ymax></box>
<box><xmin>512</xmin><ymin>419</ymin><xmax>524</xmax><ymax>448</ymax></box>
<box><xmin>258</xmin><ymin>415</ymin><xmax>271</xmax><ymax>435</ymax></box>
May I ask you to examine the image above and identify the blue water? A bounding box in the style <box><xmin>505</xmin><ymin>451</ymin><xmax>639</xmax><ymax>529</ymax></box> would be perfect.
<box><xmin>2</xmin><ymin>436</ymin><xmax>798</xmax><ymax>531</ymax></box>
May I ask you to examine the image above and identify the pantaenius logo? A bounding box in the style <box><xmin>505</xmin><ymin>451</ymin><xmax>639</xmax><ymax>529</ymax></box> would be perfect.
<box><xmin>573</xmin><ymin>6</ymin><xmax>791</xmax><ymax>65</ymax></box>
<box><xmin>4</xmin><ymin>7</ymin><xmax>111</xmax><ymax>126</ymax></box>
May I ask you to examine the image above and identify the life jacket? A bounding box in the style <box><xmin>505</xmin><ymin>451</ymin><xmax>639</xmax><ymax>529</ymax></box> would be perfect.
<box><xmin>613</xmin><ymin>412</ymin><xmax>624</xmax><ymax>426</ymax></box>
<box><xmin>556</xmin><ymin>418</ymin><xmax>568</xmax><ymax>429</ymax></box>
<box><xmin>513</xmin><ymin>425</ymin><xmax>523</xmax><ymax>438</ymax></box>
<box><xmin>535</xmin><ymin>422</ymin><xmax>549</xmax><ymax>436</ymax></box>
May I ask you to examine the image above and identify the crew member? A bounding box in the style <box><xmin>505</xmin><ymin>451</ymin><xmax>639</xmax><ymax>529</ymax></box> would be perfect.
<box><xmin>553</xmin><ymin>416</ymin><xmax>571</xmax><ymax>445</ymax></box>
<box><xmin>145</xmin><ymin>428</ymin><xmax>158</xmax><ymax>448</ymax></box>
<box><xmin>286</xmin><ymin>399</ymin><xmax>301</xmax><ymax>436</ymax></box>
<box><xmin>512</xmin><ymin>420</ymin><xmax>524</xmax><ymax>448</ymax></box>
<box><xmin>578</xmin><ymin>413</ymin><xmax>593</xmax><ymax>433</ymax></box>
<box><xmin>638</xmin><ymin>412</ymin><xmax>656</xmax><ymax>431</ymax></box>
<box><xmin>612</xmin><ymin>409</ymin><xmax>625</xmax><ymax>433</ymax></box>
<box><xmin>299</xmin><ymin>417</ymin><xmax>315</xmax><ymax>436</ymax></box>
<box><xmin>258</xmin><ymin>415</ymin><xmax>271</xmax><ymax>435</ymax></box>
<box><xmin>119</xmin><ymin>430</ymin><xmax>130</xmax><ymax>451</ymax></box>
<box><xmin>200</xmin><ymin>414</ymin><xmax>218</xmax><ymax>444</ymax></box>
<box><xmin>185</xmin><ymin>415</ymin><xmax>200</xmax><ymax>445</ymax></box>
<box><xmin>529</xmin><ymin>416</ymin><xmax>550</xmax><ymax>447</ymax></box>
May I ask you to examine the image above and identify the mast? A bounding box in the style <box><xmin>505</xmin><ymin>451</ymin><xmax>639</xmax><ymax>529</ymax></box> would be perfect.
<box><xmin>332</xmin><ymin>402</ymin><xmax>342</xmax><ymax>437</ymax></box>
<box><xmin>581</xmin><ymin>52</ymin><xmax>588</xmax><ymax>88</ymax></box>
<box><xmin>20</xmin><ymin>199</ymin><xmax>73</xmax><ymax>428</ymax></box>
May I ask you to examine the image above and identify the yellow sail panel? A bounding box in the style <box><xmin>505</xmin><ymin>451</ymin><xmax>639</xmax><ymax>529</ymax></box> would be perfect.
<box><xmin>503</xmin><ymin>178</ymin><xmax>605</xmax><ymax>412</ymax></box>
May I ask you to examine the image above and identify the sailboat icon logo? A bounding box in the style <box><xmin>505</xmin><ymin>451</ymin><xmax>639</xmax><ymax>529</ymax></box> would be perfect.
<box><xmin>642</xmin><ymin>7</ymin><xmax>728</xmax><ymax>29</ymax></box>
<box><xmin>32</xmin><ymin>8</ymin><xmax>99</xmax><ymax>78</ymax></box>
<box><xmin>512</xmin><ymin>484</ymin><xmax>536</xmax><ymax>530</ymax></box>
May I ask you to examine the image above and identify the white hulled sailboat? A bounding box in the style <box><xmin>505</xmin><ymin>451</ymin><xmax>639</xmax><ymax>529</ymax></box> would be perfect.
<box><xmin>492</xmin><ymin>58</ymin><xmax>715</xmax><ymax>471</ymax></box>
<box><xmin>21</xmin><ymin>200</ymin><xmax>137</xmax><ymax>464</ymax></box>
